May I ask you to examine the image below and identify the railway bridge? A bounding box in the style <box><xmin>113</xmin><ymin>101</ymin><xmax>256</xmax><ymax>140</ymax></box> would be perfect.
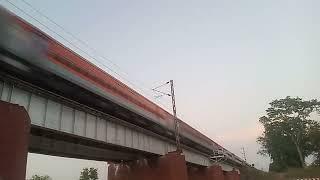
<box><xmin>0</xmin><ymin>6</ymin><xmax>246</xmax><ymax>180</ymax></box>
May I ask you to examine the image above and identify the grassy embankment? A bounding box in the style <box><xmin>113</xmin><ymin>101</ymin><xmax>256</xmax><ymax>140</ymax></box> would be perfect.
<box><xmin>240</xmin><ymin>167</ymin><xmax>320</xmax><ymax>180</ymax></box>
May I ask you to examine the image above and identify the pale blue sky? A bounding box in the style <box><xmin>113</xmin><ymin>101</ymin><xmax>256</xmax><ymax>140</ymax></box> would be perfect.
<box><xmin>1</xmin><ymin>0</ymin><xmax>320</xmax><ymax>179</ymax></box>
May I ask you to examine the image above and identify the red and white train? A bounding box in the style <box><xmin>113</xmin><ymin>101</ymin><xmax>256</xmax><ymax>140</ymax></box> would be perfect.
<box><xmin>0</xmin><ymin>5</ymin><xmax>244</xmax><ymax>165</ymax></box>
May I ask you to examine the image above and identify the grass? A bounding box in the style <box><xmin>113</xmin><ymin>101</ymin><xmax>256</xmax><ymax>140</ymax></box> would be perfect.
<box><xmin>284</xmin><ymin>167</ymin><xmax>320</xmax><ymax>179</ymax></box>
<box><xmin>240</xmin><ymin>166</ymin><xmax>320</xmax><ymax>180</ymax></box>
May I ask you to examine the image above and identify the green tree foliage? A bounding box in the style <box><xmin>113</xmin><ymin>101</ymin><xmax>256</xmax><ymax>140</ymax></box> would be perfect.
<box><xmin>79</xmin><ymin>167</ymin><xmax>98</xmax><ymax>180</ymax></box>
<box><xmin>30</xmin><ymin>175</ymin><xmax>52</xmax><ymax>180</ymax></box>
<box><xmin>309</xmin><ymin>123</ymin><xmax>320</xmax><ymax>166</ymax></box>
<box><xmin>257</xmin><ymin>96</ymin><xmax>320</xmax><ymax>172</ymax></box>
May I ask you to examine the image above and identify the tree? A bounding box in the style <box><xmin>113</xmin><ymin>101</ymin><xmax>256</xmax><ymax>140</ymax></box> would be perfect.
<box><xmin>30</xmin><ymin>175</ymin><xmax>52</xmax><ymax>180</ymax></box>
<box><xmin>309</xmin><ymin>123</ymin><xmax>320</xmax><ymax>166</ymax></box>
<box><xmin>79</xmin><ymin>167</ymin><xmax>98</xmax><ymax>180</ymax></box>
<box><xmin>257</xmin><ymin>96</ymin><xmax>320</xmax><ymax>171</ymax></box>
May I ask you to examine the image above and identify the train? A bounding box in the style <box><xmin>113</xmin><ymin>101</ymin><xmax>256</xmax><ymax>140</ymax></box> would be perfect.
<box><xmin>0</xmin><ymin>5</ymin><xmax>244</xmax><ymax>165</ymax></box>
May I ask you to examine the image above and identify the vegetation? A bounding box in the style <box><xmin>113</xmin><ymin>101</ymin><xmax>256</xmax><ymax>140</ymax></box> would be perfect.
<box><xmin>284</xmin><ymin>167</ymin><xmax>320</xmax><ymax>179</ymax></box>
<box><xmin>79</xmin><ymin>167</ymin><xmax>98</xmax><ymax>180</ymax></box>
<box><xmin>257</xmin><ymin>96</ymin><xmax>320</xmax><ymax>172</ymax></box>
<box><xmin>30</xmin><ymin>175</ymin><xmax>52</xmax><ymax>180</ymax></box>
<box><xmin>240</xmin><ymin>167</ymin><xmax>278</xmax><ymax>180</ymax></box>
<box><xmin>309</xmin><ymin>122</ymin><xmax>320</xmax><ymax>166</ymax></box>
<box><xmin>241</xmin><ymin>166</ymin><xmax>320</xmax><ymax>180</ymax></box>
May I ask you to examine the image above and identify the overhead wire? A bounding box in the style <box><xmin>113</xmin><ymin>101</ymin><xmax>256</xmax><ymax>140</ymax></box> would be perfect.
<box><xmin>3</xmin><ymin>0</ymin><xmax>120</xmax><ymax>77</ymax></box>
<box><xmin>20</xmin><ymin>0</ymin><xmax>143</xmax><ymax>84</ymax></box>
<box><xmin>18</xmin><ymin>0</ymin><xmax>172</xmax><ymax>111</ymax></box>
<box><xmin>1</xmin><ymin>0</ymin><xmax>223</xmax><ymax>157</ymax></box>
<box><xmin>2</xmin><ymin>0</ymin><xmax>172</xmax><ymax>111</ymax></box>
<box><xmin>152</xmin><ymin>81</ymin><xmax>170</xmax><ymax>90</ymax></box>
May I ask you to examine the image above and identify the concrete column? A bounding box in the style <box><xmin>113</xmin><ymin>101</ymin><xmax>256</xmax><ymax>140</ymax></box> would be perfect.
<box><xmin>208</xmin><ymin>165</ymin><xmax>225</xmax><ymax>180</ymax></box>
<box><xmin>187</xmin><ymin>166</ymin><xmax>204</xmax><ymax>180</ymax></box>
<box><xmin>187</xmin><ymin>165</ymin><xmax>224</xmax><ymax>180</ymax></box>
<box><xmin>224</xmin><ymin>169</ymin><xmax>239</xmax><ymax>180</ymax></box>
<box><xmin>108</xmin><ymin>163</ymin><xmax>130</xmax><ymax>180</ymax></box>
<box><xmin>157</xmin><ymin>151</ymin><xmax>188</xmax><ymax>180</ymax></box>
<box><xmin>224</xmin><ymin>171</ymin><xmax>233</xmax><ymax>180</ymax></box>
<box><xmin>233</xmin><ymin>169</ymin><xmax>240</xmax><ymax>180</ymax></box>
<box><xmin>0</xmin><ymin>101</ymin><xmax>31</xmax><ymax>180</ymax></box>
<box><xmin>108</xmin><ymin>151</ymin><xmax>188</xmax><ymax>180</ymax></box>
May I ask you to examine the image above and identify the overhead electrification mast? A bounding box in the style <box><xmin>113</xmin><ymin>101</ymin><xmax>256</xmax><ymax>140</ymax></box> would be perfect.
<box><xmin>152</xmin><ymin>80</ymin><xmax>181</xmax><ymax>152</ymax></box>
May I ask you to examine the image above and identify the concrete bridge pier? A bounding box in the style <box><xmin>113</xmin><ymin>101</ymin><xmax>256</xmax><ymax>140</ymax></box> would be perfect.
<box><xmin>188</xmin><ymin>165</ymin><xmax>225</xmax><ymax>180</ymax></box>
<box><xmin>108</xmin><ymin>151</ymin><xmax>189</xmax><ymax>180</ymax></box>
<box><xmin>109</xmin><ymin>151</ymin><xmax>241</xmax><ymax>180</ymax></box>
<box><xmin>0</xmin><ymin>101</ymin><xmax>31</xmax><ymax>180</ymax></box>
<box><xmin>224</xmin><ymin>169</ymin><xmax>240</xmax><ymax>180</ymax></box>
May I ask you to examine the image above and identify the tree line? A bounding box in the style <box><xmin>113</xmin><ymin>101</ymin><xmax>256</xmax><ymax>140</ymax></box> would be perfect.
<box><xmin>258</xmin><ymin>96</ymin><xmax>320</xmax><ymax>172</ymax></box>
<box><xmin>30</xmin><ymin>167</ymin><xmax>98</xmax><ymax>180</ymax></box>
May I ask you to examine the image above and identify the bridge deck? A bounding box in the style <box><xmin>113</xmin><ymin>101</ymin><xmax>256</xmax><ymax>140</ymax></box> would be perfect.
<box><xmin>0</xmin><ymin>74</ymin><xmax>223</xmax><ymax>168</ymax></box>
